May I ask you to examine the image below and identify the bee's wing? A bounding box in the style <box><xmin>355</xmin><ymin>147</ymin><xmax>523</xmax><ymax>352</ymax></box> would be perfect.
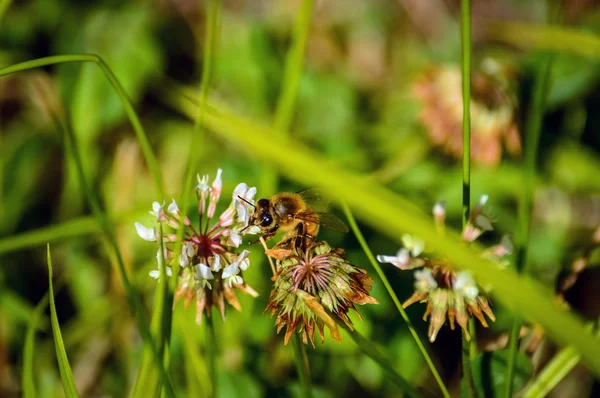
<box><xmin>297</xmin><ymin>188</ymin><xmax>330</xmax><ymax>212</ymax></box>
<box><xmin>294</xmin><ymin>211</ymin><xmax>349</xmax><ymax>233</ymax></box>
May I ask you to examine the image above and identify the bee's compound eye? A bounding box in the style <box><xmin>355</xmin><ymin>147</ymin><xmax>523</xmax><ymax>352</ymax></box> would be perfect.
<box><xmin>261</xmin><ymin>213</ymin><xmax>273</xmax><ymax>226</ymax></box>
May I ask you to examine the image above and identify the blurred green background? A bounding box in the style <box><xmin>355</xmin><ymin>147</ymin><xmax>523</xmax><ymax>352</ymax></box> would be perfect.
<box><xmin>1</xmin><ymin>0</ymin><xmax>600</xmax><ymax>397</ymax></box>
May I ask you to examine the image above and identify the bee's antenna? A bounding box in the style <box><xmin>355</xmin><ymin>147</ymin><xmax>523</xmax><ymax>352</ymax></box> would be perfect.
<box><xmin>237</xmin><ymin>195</ymin><xmax>255</xmax><ymax>208</ymax></box>
<box><xmin>240</xmin><ymin>224</ymin><xmax>251</xmax><ymax>233</ymax></box>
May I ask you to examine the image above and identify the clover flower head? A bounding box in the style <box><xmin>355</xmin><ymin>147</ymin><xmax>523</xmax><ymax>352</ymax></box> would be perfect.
<box><xmin>266</xmin><ymin>241</ymin><xmax>378</xmax><ymax>347</ymax></box>
<box><xmin>413</xmin><ymin>62</ymin><xmax>521</xmax><ymax>167</ymax></box>
<box><xmin>377</xmin><ymin>196</ymin><xmax>509</xmax><ymax>342</ymax></box>
<box><xmin>135</xmin><ymin>168</ymin><xmax>259</xmax><ymax>323</ymax></box>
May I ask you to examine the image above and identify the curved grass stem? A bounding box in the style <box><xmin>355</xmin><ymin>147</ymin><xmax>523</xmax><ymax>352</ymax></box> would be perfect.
<box><xmin>341</xmin><ymin>203</ymin><xmax>450</xmax><ymax>398</ymax></box>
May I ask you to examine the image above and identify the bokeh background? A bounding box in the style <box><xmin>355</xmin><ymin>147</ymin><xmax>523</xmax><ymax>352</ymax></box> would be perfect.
<box><xmin>1</xmin><ymin>0</ymin><xmax>600</xmax><ymax>397</ymax></box>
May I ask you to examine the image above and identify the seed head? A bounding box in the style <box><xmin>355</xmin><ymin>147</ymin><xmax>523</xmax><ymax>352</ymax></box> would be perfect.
<box><xmin>266</xmin><ymin>241</ymin><xmax>378</xmax><ymax>346</ymax></box>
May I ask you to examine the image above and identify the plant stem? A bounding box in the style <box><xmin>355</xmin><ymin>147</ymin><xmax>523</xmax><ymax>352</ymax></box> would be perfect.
<box><xmin>342</xmin><ymin>203</ymin><xmax>450</xmax><ymax>398</ymax></box>
<box><xmin>206</xmin><ymin>313</ymin><xmax>218</xmax><ymax>398</ymax></box>
<box><xmin>504</xmin><ymin>26</ymin><xmax>554</xmax><ymax>398</ymax></box>
<box><xmin>460</xmin><ymin>0</ymin><xmax>476</xmax><ymax>396</ymax></box>
<box><xmin>292</xmin><ymin>334</ymin><xmax>312</xmax><ymax>398</ymax></box>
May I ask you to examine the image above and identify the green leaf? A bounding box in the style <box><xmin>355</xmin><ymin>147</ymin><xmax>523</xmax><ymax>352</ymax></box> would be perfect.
<box><xmin>22</xmin><ymin>294</ymin><xmax>49</xmax><ymax>398</ymax></box>
<box><xmin>487</xmin><ymin>22</ymin><xmax>600</xmax><ymax>60</ymax></box>
<box><xmin>46</xmin><ymin>244</ymin><xmax>80</xmax><ymax>398</ymax></box>
<box><xmin>0</xmin><ymin>216</ymin><xmax>98</xmax><ymax>255</ymax></box>
<box><xmin>472</xmin><ymin>349</ymin><xmax>532</xmax><ymax>398</ymax></box>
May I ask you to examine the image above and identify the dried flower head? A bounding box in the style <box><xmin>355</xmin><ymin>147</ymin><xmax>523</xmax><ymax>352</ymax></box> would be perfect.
<box><xmin>377</xmin><ymin>196</ymin><xmax>512</xmax><ymax>342</ymax></box>
<box><xmin>265</xmin><ymin>241</ymin><xmax>378</xmax><ymax>346</ymax></box>
<box><xmin>135</xmin><ymin>169</ymin><xmax>258</xmax><ymax>323</ymax></box>
<box><xmin>413</xmin><ymin>59</ymin><xmax>521</xmax><ymax>167</ymax></box>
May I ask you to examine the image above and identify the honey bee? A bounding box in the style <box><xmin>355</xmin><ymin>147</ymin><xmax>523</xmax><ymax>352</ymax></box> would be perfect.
<box><xmin>241</xmin><ymin>189</ymin><xmax>348</xmax><ymax>250</ymax></box>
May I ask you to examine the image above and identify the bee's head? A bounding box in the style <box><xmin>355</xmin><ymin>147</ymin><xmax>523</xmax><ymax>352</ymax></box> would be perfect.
<box><xmin>252</xmin><ymin>198</ymin><xmax>274</xmax><ymax>228</ymax></box>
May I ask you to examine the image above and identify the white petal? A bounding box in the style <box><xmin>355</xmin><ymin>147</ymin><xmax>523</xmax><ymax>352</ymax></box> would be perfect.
<box><xmin>412</xmin><ymin>238</ymin><xmax>425</xmax><ymax>257</ymax></box>
<box><xmin>401</xmin><ymin>234</ymin><xmax>413</xmax><ymax>249</ymax></box>
<box><xmin>228</xmin><ymin>231</ymin><xmax>242</xmax><ymax>247</ymax></box>
<box><xmin>232</xmin><ymin>182</ymin><xmax>249</xmax><ymax>199</ymax></box>
<box><xmin>221</xmin><ymin>263</ymin><xmax>239</xmax><ymax>279</ymax></box>
<box><xmin>194</xmin><ymin>263</ymin><xmax>214</xmax><ymax>280</ymax></box>
<box><xmin>433</xmin><ymin>202</ymin><xmax>446</xmax><ymax>217</ymax></box>
<box><xmin>212</xmin><ymin>168</ymin><xmax>223</xmax><ymax>192</ymax></box>
<box><xmin>149</xmin><ymin>270</ymin><xmax>160</xmax><ymax>279</ymax></box>
<box><xmin>454</xmin><ymin>271</ymin><xmax>479</xmax><ymax>299</ymax></box>
<box><xmin>245</xmin><ymin>186</ymin><xmax>257</xmax><ymax>201</ymax></box>
<box><xmin>415</xmin><ymin>269</ymin><xmax>437</xmax><ymax>289</ymax></box>
<box><xmin>478</xmin><ymin>194</ymin><xmax>489</xmax><ymax>206</ymax></box>
<box><xmin>135</xmin><ymin>222</ymin><xmax>156</xmax><ymax>242</ymax></box>
<box><xmin>168</xmin><ymin>199</ymin><xmax>179</xmax><ymax>215</ymax></box>
<box><xmin>179</xmin><ymin>250</ymin><xmax>189</xmax><ymax>267</ymax></box>
<box><xmin>210</xmin><ymin>255</ymin><xmax>221</xmax><ymax>272</ymax></box>
<box><xmin>195</xmin><ymin>173</ymin><xmax>211</xmax><ymax>193</ymax></box>
<box><xmin>238</xmin><ymin>258</ymin><xmax>250</xmax><ymax>271</ymax></box>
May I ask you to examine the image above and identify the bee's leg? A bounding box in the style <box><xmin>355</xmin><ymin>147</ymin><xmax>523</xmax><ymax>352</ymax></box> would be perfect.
<box><xmin>293</xmin><ymin>223</ymin><xmax>310</xmax><ymax>252</ymax></box>
<box><xmin>248</xmin><ymin>225</ymin><xmax>279</xmax><ymax>245</ymax></box>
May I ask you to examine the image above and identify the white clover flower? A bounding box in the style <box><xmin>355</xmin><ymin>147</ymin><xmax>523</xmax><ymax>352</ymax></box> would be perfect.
<box><xmin>136</xmin><ymin>169</ymin><xmax>258</xmax><ymax>323</ymax></box>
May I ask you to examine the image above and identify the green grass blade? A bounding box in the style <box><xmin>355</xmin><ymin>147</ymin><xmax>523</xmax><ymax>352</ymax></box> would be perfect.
<box><xmin>22</xmin><ymin>294</ymin><xmax>49</xmax><ymax>398</ymax></box>
<box><xmin>523</xmin><ymin>346</ymin><xmax>579</xmax><ymax>398</ymax></box>
<box><xmin>336</xmin><ymin>320</ymin><xmax>424</xmax><ymax>398</ymax></box>
<box><xmin>0</xmin><ymin>54</ymin><xmax>175</xmax><ymax>397</ymax></box>
<box><xmin>487</xmin><ymin>22</ymin><xmax>600</xmax><ymax>60</ymax></box>
<box><xmin>0</xmin><ymin>216</ymin><xmax>98</xmax><ymax>255</ymax></box>
<box><xmin>162</xmin><ymin>92</ymin><xmax>600</xmax><ymax>378</ymax></box>
<box><xmin>46</xmin><ymin>244</ymin><xmax>80</xmax><ymax>398</ymax></box>
<box><xmin>0</xmin><ymin>0</ymin><xmax>12</xmax><ymax>24</ymax></box>
<box><xmin>522</xmin><ymin>323</ymin><xmax>598</xmax><ymax>398</ymax></box>
<box><xmin>342</xmin><ymin>203</ymin><xmax>450</xmax><ymax>398</ymax></box>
